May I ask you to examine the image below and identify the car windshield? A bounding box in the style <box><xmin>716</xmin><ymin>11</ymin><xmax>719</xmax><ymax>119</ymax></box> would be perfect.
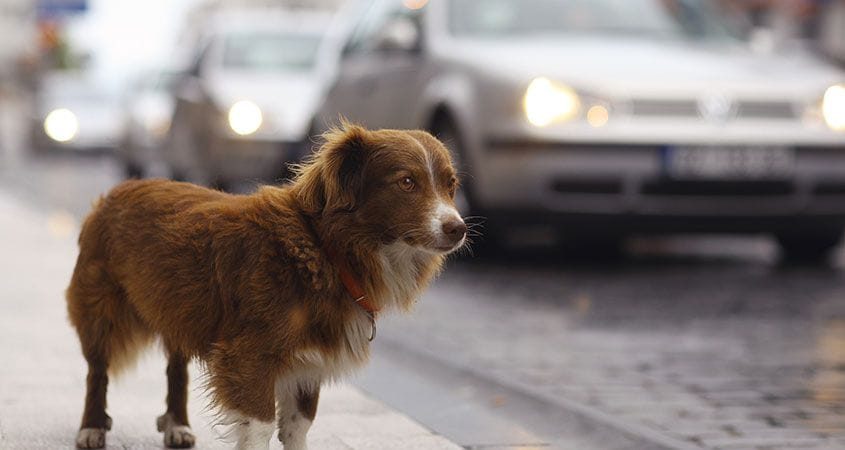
<box><xmin>222</xmin><ymin>32</ymin><xmax>321</xmax><ymax>72</ymax></box>
<box><xmin>41</xmin><ymin>78</ymin><xmax>118</xmax><ymax>104</ymax></box>
<box><xmin>449</xmin><ymin>0</ymin><xmax>742</xmax><ymax>41</ymax></box>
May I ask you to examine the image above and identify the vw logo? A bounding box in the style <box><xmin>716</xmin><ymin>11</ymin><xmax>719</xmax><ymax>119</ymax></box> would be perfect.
<box><xmin>698</xmin><ymin>92</ymin><xmax>735</xmax><ymax>123</ymax></box>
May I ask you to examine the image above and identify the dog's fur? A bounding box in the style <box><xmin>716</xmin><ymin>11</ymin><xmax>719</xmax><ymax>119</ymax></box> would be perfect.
<box><xmin>66</xmin><ymin>124</ymin><xmax>466</xmax><ymax>450</ymax></box>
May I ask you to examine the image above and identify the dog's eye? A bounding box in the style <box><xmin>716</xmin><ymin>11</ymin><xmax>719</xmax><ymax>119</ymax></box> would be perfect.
<box><xmin>447</xmin><ymin>177</ymin><xmax>458</xmax><ymax>197</ymax></box>
<box><xmin>398</xmin><ymin>177</ymin><xmax>416</xmax><ymax>192</ymax></box>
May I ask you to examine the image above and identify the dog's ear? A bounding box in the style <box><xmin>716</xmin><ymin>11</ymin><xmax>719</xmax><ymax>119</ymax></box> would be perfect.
<box><xmin>294</xmin><ymin>122</ymin><xmax>371</xmax><ymax>215</ymax></box>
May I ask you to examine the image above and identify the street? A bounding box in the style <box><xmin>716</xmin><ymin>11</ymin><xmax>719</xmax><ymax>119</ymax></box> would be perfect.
<box><xmin>3</xmin><ymin>125</ymin><xmax>845</xmax><ymax>450</ymax></box>
<box><xmin>3</xmin><ymin>0</ymin><xmax>845</xmax><ymax>448</ymax></box>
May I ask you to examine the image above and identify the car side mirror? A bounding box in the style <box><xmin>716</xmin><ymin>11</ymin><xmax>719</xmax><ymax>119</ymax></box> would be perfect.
<box><xmin>373</xmin><ymin>16</ymin><xmax>421</xmax><ymax>53</ymax></box>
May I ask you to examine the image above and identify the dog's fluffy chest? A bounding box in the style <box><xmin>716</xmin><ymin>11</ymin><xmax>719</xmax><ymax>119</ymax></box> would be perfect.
<box><xmin>377</xmin><ymin>242</ymin><xmax>427</xmax><ymax>308</ymax></box>
<box><xmin>289</xmin><ymin>243</ymin><xmax>428</xmax><ymax>383</ymax></box>
<box><xmin>291</xmin><ymin>309</ymin><xmax>372</xmax><ymax>382</ymax></box>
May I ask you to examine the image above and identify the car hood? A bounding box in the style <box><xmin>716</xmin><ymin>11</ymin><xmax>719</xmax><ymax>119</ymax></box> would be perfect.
<box><xmin>206</xmin><ymin>73</ymin><xmax>324</xmax><ymax>141</ymax></box>
<box><xmin>446</xmin><ymin>36</ymin><xmax>844</xmax><ymax>96</ymax></box>
<box><xmin>207</xmin><ymin>72</ymin><xmax>323</xmax><ymax>113</ymax></box>
<box><xmin>205</xmin><ymin>72</ymin><xmax>324</xmax><ymax>138</ymax></box>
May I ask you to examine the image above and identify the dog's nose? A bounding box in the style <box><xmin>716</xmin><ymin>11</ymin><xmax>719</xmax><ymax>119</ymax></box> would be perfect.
<box><xmin>442</xmin><ymin>219</ymin><xmax>467</xmax><ymax>241</ymax></box>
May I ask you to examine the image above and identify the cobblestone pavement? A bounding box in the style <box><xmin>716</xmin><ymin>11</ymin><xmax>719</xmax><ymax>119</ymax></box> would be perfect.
<box><xmin>375</xmin><ymin>252</ymin><xmax>845</xmax><ymax>450</ymax></box>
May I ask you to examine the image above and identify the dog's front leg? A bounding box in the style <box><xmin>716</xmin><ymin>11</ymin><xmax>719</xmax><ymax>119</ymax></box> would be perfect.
<box><xmin>208</xmin><ymin>341</ymin><xmax>278</xmax><ymax>450</ymax></box>
<box><xmin>232</xmin><ymin>418</ymin><xmax>275</xmax><ymax>450</ymax></box>
<box><xmin>276</xmin><ymin>378</ymin><xmax>320</xmax><ymax>450</ymax></box>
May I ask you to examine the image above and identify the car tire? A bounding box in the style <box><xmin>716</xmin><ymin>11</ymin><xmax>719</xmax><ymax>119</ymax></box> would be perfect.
<box><xmin>776</xmin><ymin>228</ymin><xmax>843</xmax><ymax>264</ymax></box>
<box><xmin>430</xmin><ymin>115</ymin><xmax>474</xmax><ymax>215</ymax></box>
<box><xmin>169</xmin><ymin>113</ymin><xmax>217</xmax><ymax>187</ymax></box>
<box><xmin>123</xmin><ymin>158</ymin><xmax>144</xmax><ymax>179</ymax></box>
<box><xmin>277</xmin><ymin>121</ymin><xmax>320</xmax><ymax>185</ymax></box>
<box><xmin>430</xmin><ymin>113</ymin><xmax>502</xmax><ymax>255</ymax></box>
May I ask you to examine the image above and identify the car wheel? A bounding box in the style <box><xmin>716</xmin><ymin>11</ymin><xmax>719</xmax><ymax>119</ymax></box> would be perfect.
<box><xmin>169</xmin><ymin>114</ymin><xmax>216</xmax><ymax>187</ymax></box>
<box><xmin>431</xmin><ymin>116</ymin><xmax>472</xmax><ymax>215</ymax></box>
<box><xmin>776</xmin><ymin>228</ymin><xmax>843</xmax><ymax>264</ymax></box>
<box><xmin>277</xmin><ymin>121</ymin><xmax>320</xmax><ymax>184</ymax></box>
<box><xmin>123</xmin><ymin>157</ymin><xmax>144</xmax><ymax>179</ymax></box>
<box><xmin>430</xmin><ymin>113</ymin><xmax>501</xmax><ymax>255</ymax></box>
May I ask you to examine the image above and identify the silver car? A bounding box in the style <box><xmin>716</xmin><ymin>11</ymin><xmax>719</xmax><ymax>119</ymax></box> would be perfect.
<box><xmin>119</xmin><ymin>70</ymin><xmax>178</xmax><ymax>178</ymax></box>
<box><xmin>168</xmin><ymin>9</ymin><xmax>336</xmax><ymax>187</ymax></box>
<box><xmin>31</xmin><ymin>73</ymin><xmax>124</xmax><ymax>153</ymax></box>
<box><xmin>316</xmin><ymin>0</ymin><xmax>845</xmax><ymax>259</ymax></box>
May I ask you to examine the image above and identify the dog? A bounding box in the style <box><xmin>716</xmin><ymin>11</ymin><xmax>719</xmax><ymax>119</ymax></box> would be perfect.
<box><xmin>66</xmin><ymin>124</ymin><xmax>467</xmax><ymax>450</ymax></box>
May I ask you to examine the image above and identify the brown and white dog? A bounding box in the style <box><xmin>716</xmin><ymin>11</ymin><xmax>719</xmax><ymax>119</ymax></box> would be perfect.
<box><xmin>66</xmin><ymin>124</ymin><xmax>467</xmax><ymax>449</ymax></box>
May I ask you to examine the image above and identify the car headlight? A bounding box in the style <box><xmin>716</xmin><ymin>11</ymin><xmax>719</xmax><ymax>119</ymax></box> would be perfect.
<box><xmin>228</xmin><ymin>100</ymin><xmax>262</xmax><ymax>136</ymax></box>
<box><xmin>822</xmin><ymin>84</ymin><xmax>845</xmax><ymax>131</ymax></box>
<box><xmin>44</xmin><ymin>108</ymin><xmax>78</xmax><ymax>142</ymax></box>
<box><xmin>523</xmin><ymin>77</ymin><xmax>581</xmax><ymax>127</ymax></box>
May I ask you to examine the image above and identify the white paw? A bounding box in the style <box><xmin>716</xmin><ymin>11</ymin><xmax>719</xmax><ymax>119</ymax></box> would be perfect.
<box><xmin>281</xmin><ymin>438</ymin><xmax>307</xmax><ymax>450</ymax></box>
<box><xmin>164</xmin><ymin>424</ymin><xmax>195</xmax><ymax>448</ymax></box>
<box><xmin>157</xmin><ymin>413</ymin><xmax>196</xmax><ymax>448</ymax></box>
<box><xmin>75</xmin><ymin>427</ymin><xmax>106</xmax><ymax>449</ymax></box>
<box><xmin>234</xmin><ymin>419</ymin><xmax>274</xmax><ymax>450</ymax></box>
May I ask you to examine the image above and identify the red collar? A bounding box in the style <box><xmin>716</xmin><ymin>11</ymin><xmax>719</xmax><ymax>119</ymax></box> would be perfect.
<box><xmin>327</xmin><ymin>248</ymin><xmax>379</xmax><ymax>317</ymax></box>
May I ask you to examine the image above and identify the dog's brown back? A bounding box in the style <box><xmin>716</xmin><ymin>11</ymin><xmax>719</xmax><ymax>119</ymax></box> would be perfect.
<box><xmin>68</xmin><ymin>179</ymin><xmax>352</xmax><ymax>363</ymax></box>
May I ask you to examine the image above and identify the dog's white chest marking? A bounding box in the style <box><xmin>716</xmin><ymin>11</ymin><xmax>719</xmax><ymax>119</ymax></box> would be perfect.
<box><xmin>291</xmin><ymin>309</ymin><xmax>371</xmax><ymax>382</ymax></box>
<box><xmin>378</xmin><ymin>242</ymin><xmax>424</xmax><ymax>308</ymax></box>
<box><xmin>290</xmin><ymin>243</ymin><xmax>425</xmax><ymax>382</ymax></box>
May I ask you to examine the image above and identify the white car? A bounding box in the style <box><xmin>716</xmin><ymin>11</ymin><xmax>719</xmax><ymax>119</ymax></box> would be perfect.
<box><xmin>317</xmin><ymin>0</ymin><xmax>845</xmax><ymax>259</ymax></box>
<box><xmin>167</xmin><ymin>8</ymin><xmax>338</xmax><ymax>186</ymax></box>
<box><xmin>119</xmin><ymin>70</ymin><xmax>178</xmax><ymax>178</ymax></box>
<box><xmin>32</xmin><ymin>73</ymin><xmax>124</xmax><ymax>152</ymax></box>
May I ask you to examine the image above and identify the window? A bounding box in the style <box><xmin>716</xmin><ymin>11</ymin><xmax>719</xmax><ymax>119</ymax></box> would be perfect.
<box><xmin>344</xmin><ymin>0</ymin><xmax>423</xmax><ymax>54</ymax></box>
<box><xmin>223</xmin><ymin>32</ymin><xmax>322</xmax><ymax>72</ymax></box>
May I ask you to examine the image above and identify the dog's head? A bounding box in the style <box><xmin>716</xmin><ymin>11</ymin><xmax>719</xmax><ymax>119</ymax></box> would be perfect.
<box><xmin>293</xmin><ymin>123</ymin><xmax>466</xmax><ymax>254</ymax></box>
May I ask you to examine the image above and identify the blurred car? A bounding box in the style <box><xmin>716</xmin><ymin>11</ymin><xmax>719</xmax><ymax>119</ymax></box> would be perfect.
<box><xmin>167</xmin><ymin>9</ymin><xmax>337</xmax><ymax>186</ymax></box>
<box><xmin>119</xmin><ymin>70</ymin><xmax>178</xmax><ymax>178</ymax></box>
<box><xmin>31</xmin><ymin>72</ymin><xmax>124</xmax><ymax>152</ymax></box>
<box><xmin>317</xmin><ymin>0</ymin><xmax>845</xmax><ymax>259</ymax></box>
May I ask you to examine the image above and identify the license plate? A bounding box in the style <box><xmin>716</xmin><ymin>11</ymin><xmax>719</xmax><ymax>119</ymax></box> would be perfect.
<box><xmin>664</xmin><ymin>146</ymin><xmax>794</xmax><ymax>179</ymax></box>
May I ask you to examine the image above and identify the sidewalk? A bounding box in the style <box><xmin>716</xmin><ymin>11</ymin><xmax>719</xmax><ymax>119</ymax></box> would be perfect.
<box><xmin>0</xmin><ymin>191</ymin><xmax>461</xmax><ymax>450</ymax></box>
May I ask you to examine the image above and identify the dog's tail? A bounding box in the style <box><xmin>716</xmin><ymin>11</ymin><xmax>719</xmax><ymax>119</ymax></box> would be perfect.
<box><xmin>67</xmin><ymin>192</ymin><xmax>153</xmax><ymax>378</ymax></box>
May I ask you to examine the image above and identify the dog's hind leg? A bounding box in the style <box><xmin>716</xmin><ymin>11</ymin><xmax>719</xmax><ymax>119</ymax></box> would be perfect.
<box><xmin>76</xmin><ymin>354</ymin><xmax>110</xmax><ymax>449</ymax></box>
<box><xmin>157</xmin><ymin>349</ymin><xmax>196</xmax><ymax>448</ymax></box>
<box><xmin>67</xmin><ymin>260</ymin><xmax>150</xmax><ymax>449</ymax></box>
<box><xmin>68</xmin><ymin>283</ymin><xmax>117</xmax><ymax>449</ymax></box>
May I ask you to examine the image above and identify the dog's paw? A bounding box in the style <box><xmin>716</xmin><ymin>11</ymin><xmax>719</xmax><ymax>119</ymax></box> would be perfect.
<box><xmin>164</xmin><ymin>425</ymin><xmax>196</xmax><ymax>448</ymax></box>
<box><xmin>75</xmin><ymin>427</ymin><xmax>106</xmax><ymax>449</ymax></box>
<box><xmin>157</xmin><ymin>413</ymin><xmax>196</xmax><ymax>448</ymax></box>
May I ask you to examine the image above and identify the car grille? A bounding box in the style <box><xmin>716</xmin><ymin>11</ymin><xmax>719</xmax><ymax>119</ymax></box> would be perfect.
<box><xmin>641</xmin><ymin>180</ymin><xmax>795</xmax><ymax>196</ymax></box>
<box><xmin>628</xmin><ymin>99</ymin><xmax>797</xmax><ymax>120</ymax></box>
<box><xmin>630</xmin><ymin>99</ymin><xmax>698</xmax><ymax>117</ymax></box>
<box><xmin>735</xmin><ymin>100</ymin><xmax>796</xmax><ymax>119</ymax></box>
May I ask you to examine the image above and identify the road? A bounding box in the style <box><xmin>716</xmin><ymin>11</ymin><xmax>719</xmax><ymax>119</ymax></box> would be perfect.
<box><xmin>3</xmin><ymin>121</ymin><xmax>845</xmax><ymax>449</ymax></box>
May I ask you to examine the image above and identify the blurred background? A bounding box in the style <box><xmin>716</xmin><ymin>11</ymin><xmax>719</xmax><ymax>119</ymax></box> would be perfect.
<box><xmin>3</xmin><ymin>0</ymin><xmax>845</xmax><ymax>448</ymax></box>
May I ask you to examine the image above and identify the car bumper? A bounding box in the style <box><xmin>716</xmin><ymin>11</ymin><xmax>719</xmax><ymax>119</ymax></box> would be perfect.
<box><xmin>31</xmin><ymin>118</ymin><xmax>122</xmax><ymax>152</ymax></box>
<box><xmin>34</xmin><ymin>135</ymin><xmax>119</xmax><ymax>152</ymax></box>
<box><xmin>472</xmin><ymin>141</ymin><xmax>845</xmax><ymax>229</ymax></box>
